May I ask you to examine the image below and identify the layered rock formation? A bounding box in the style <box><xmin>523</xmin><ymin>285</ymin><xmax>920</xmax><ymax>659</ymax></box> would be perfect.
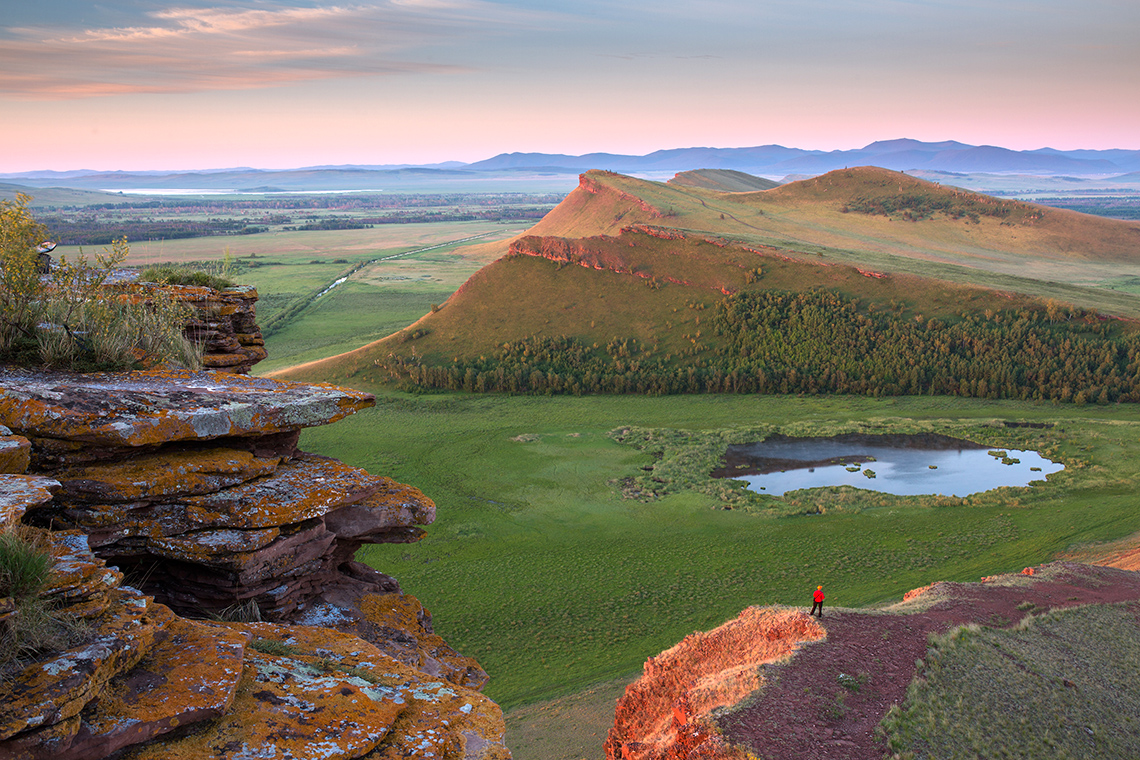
<box><xmin>0</xmin><ymin>367</ymin><xmax>508</xmax><ymax>759</ymax></box>
<box><xmin>139</xmin><ymin>282</ymin><xmax>267</xmax><ymax>373</ymax></box>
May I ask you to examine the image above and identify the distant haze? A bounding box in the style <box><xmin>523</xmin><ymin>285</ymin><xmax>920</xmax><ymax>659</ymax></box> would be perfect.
<box><xmin>1</xmin><ymin>1</ymin><xmax>1137</xmax><ymax>171</ymax></box>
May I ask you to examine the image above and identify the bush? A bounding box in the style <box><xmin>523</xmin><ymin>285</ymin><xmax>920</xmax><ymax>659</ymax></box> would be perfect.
<box><xmin>0</xmin><ymin>195</ymin><xmax>201</xmax><ymax>371</ymax></box>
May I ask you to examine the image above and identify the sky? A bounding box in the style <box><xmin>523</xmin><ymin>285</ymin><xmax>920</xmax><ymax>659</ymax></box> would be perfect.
<box><xmin>0</xmin><ymin>0</ymin><xmax>1137</xmax><ymax>171</ymax></box>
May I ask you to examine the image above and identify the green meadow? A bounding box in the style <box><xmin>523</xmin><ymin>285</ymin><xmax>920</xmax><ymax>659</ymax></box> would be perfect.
<box><xmin>299</xmin><ymin>391</ymin><xmax>1140</xmax><ymax>711</ymax></box>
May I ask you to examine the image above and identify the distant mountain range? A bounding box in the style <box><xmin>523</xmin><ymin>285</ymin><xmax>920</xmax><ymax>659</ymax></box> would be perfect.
<box><xmin>4</xmin><ymin>140</ymin><xmax>1139</xmax><ymax>194</ymax></box>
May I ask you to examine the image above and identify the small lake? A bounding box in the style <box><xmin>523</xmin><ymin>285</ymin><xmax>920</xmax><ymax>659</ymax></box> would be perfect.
<box><xmin>712</xmin><ymin>433</ymin><xmax>1063</xmax><ymax>497</ymax></box>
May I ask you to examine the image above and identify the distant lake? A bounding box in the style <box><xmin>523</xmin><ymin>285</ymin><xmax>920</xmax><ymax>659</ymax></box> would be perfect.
<box><xmin>712</xmin><ymin>433</ymin><xmax>1063</xmax><ymax>497</ymax></box>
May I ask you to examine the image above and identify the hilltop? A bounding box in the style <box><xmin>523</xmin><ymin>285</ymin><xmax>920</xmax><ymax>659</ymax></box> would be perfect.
<box><xmin>606</xmin><ymin>561</ymin><xmax>1140</xmax><ymax>759</ymax></box>
<box><xmin>668</xmin><ymin>169</ymin><xmax>780</xmax><ymax>192</ymax></box>
<box><xmin>274</xmin><ymin>167</ymin><xmax>1140</xmax><ymax>402</ymax></box>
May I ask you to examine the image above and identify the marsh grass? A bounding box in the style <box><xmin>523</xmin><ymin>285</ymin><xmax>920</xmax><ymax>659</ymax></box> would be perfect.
<box><xmin>609</xmin><ymin>417</ymin><xmax>1080</xmax><ymax>515</ymax></box>
<box><xmin>881</xmin><ymin>603</ymin><xmax>1140</xmax><ymax>758</ymax></box>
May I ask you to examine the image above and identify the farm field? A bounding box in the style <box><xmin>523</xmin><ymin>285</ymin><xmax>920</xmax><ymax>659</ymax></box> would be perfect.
<box><xmin>48</xmin><ymin>219</ymin><xmax>528</xmax><ymax>373</ymax></box>
<box><xmin>297</xmin><ymin>389</ymin><xmax>1140</xmax><ymax>723</ymax></box>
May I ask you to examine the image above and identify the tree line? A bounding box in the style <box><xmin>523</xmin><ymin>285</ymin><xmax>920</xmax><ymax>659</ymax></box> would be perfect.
<box><xmin>376</xmin><ymin>289</ymin><xmax>1140</xmax><ymax>403</ymax></box>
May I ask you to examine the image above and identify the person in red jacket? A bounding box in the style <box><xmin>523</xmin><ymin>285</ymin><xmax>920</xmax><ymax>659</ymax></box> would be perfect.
<box><xmin>810</xmin><ymin>585</ymin><xmax>824</xmax><ymax>617</ymax></box>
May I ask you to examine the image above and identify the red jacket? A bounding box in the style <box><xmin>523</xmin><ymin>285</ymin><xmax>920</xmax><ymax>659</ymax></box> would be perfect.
<box><xmin>814</xmin><ymin>589</ymin><xmax>825</xmax><ymax>603</ymax></box>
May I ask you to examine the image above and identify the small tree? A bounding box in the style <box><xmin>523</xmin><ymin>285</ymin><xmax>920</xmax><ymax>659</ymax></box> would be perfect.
<box><xmin>0</xmin><ymin>194</ymin><xmax>50</xmax><ymax>356</ymax></box>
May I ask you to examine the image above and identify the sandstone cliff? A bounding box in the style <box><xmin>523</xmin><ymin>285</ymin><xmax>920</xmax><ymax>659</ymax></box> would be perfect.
<box><xmin>0</xmin><ymin>288</ymin><xmax>508</xmax><ymax>759</ymax></box>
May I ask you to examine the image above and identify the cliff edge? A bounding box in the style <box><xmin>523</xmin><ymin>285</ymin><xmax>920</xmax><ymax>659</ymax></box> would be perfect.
<box><xmin>0</xmin><ymin>292</ymin><xmax>509</xmax><ymax>759</ymax></box>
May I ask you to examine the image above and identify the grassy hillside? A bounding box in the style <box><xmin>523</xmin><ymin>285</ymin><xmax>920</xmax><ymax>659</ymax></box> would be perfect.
<box><xmin>883</xmin><ymin>601</ymin><xmax>1140</xmax><ymax>758</ymax></box>
<box><xmin>274</xmin><ymin>167</ymin><xmax>1140</xmax><ymax>392</ymax></box>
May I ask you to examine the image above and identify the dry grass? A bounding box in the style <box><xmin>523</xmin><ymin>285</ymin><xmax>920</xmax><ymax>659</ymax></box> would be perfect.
<box><xmin>505</xmin><ymin>675</ymin><xmax>637</xmax><ymax>760</ymax></box>
<box><xmin>881</xmin><ymin>602</ymin><xmax>1140</xmax><ymax>759</ymax></box>
<box><xmin>0</xmin><ymin>526</ymin><xmax>86</xmax><ymax>678</ymax></box>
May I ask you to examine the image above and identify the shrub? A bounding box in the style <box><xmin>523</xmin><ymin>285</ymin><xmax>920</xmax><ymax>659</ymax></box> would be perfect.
<box><xmin>0</xmin><ymin>195</ymin><xmax>202</xmax><ymax>371</ymax></box>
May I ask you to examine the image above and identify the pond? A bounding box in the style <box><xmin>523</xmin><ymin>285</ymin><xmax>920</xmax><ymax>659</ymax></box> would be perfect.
<box><xmin>711</xmin><ymin>433</ymin><xmax>1064</xmax><ymax>497</ymax></box>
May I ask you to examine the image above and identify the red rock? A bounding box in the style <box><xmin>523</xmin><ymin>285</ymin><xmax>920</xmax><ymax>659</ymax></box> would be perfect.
<box><xmin>325</xmin><ymin>477</ymin><xmax>436</xmax><ymax>541</ymax></box>
<box><xmin>605</xmin><ymin>607</ymin><xmax>825</xmax><ymax>760</ymax></box>
<box><xmin>0</xmin><ymin>429</ymin><xmax>31</xmax><ymax>475</ymax></box>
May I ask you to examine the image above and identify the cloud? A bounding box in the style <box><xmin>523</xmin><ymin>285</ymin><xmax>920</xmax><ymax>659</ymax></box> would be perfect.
<box><xmin>0</xmin><ymin>2</ymin><xmax>505</xmax><ymax>98</ymax></box>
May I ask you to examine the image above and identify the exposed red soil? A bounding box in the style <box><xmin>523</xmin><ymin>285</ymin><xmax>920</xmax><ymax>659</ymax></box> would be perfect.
<box><xmin>607</xmin><ymin>562</ymin><xmax>1140</xmax><ymax>760</ymax></box>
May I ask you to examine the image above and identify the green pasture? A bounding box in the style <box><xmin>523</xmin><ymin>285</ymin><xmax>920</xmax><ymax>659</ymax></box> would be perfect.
<box><xmin>299</xmin><ymin>390</ymin><xmax>1140</xmax><ymax>710</ymax></box>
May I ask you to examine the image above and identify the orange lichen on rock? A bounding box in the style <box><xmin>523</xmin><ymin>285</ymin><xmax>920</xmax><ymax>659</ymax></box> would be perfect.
<box><xmin>0</xmin><ymin>427</ymin><xmax>31</xmax><ymax>474</ymax></box>
<box><xmin>54</xmin><ymin>447</ymin><xmax>280</xmax><ymax>503</ymax></box>
<box><xmin>66</xmin><ymin>605</ymin><xmax>247</xmax><ymax>760</ymax></box>
<box><xmin>605</xmin><ymin>606</ymin><xmax>825</xmax><ymax>760</ymax></box>
<box><xmin>0</xmin><ymin>586</ymin><xmax>159</xmax><ymax>741</ymax></box>
<box><xmin>0</xmin><ymin>473</ymin><xmax>59</xmax><ymax>527</ymax></box>
<box><xmin>0</xmin><ymin>367</ymin><xmax>375</xmax><ymax>448</ymax></box>
<box><xmin>359</xmin><ymin>593</ymin><xmax>490</xmax><ymax>690</ymax></box>
<box><xmin>120</xmin><ymin>620</ymin><xmax>508</xmax><ymax>760</ymax></box>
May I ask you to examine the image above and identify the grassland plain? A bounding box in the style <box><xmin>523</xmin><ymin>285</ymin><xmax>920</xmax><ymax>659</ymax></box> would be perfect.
<box><xmin>296</xmin><ymin>389</ymin><xmax>1140</xmax><ymax>720</ymax></box>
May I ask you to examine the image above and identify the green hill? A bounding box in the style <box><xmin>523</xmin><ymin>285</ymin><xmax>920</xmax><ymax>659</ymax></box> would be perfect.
<box><xmin>275</xmin><ymin>167</ymin><xmax>1140</xmax><ymax>402</ymax></box>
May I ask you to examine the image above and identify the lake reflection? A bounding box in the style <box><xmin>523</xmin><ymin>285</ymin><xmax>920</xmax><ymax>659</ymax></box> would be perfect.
<box><xmin>714</xmin><ymin>434</ymin><xmax>1063</xmax><ymax>497</ymax></box>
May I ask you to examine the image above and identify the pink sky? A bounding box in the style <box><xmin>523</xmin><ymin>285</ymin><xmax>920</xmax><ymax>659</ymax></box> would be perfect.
<box><xmin>2</xmin><ymin>1</ymin><xmax>1137</xmax><ymax>171</ymax></box>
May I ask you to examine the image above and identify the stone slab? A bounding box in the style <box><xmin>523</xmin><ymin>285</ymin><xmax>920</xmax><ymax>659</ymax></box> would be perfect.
<box><xmin>0</xmin><ymin>588</ymin><xmax>159</xmax><ymax>742</ymax></box>
<box><xmin>64</xmin><ymin>605</ymin><xmax>247</xmax><ymax>760</ymax></box>
<box><xmin>0</xmin><ymin>475</ymin><xmax>59</xmax><ymax>528</ymax></box>
<box><xmin>119</xmin><ymin>623</ymin><xmax>407</xmax><ymax>760</ymax></box>
<box><xmin>0</xmin><ymin>368</ymin><xmax>374</xmax><ymax>448</ymax></box>
<box><xmin>54</xmin><ymin>448</ymin><xmax>280</xmax><ymax>504</ymax></box>
<box><xmin>325</xmin><ymin>478</ymin><xmax>436</xmax><ymax>541</ymax></box>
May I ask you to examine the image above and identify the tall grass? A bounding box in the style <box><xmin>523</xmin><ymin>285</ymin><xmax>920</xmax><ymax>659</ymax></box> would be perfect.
<box><xmin>0</xmin><ymin>526</ymin><xmax>84</xmax><ymax>678</ymax></box>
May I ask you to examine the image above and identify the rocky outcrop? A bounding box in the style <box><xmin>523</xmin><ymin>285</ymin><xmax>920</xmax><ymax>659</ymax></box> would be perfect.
<box><xmin>0</xmin><ymin>366</ymin><xmax>508</xmax><ymax>759</ymax></box>
<box><xmin>607</xmin><ymin>563</ymin><xmax>1140</xmax><ymax>760</ymax></box>
<box><xmin>116</xmin><ymin>281</ymin><xmax>266</xmax><ymax>374</ymax></box>
<box><xmin>604</xmin><ymin>608</ymin><xmax>825</xmax><ymax>760</ymax></box>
